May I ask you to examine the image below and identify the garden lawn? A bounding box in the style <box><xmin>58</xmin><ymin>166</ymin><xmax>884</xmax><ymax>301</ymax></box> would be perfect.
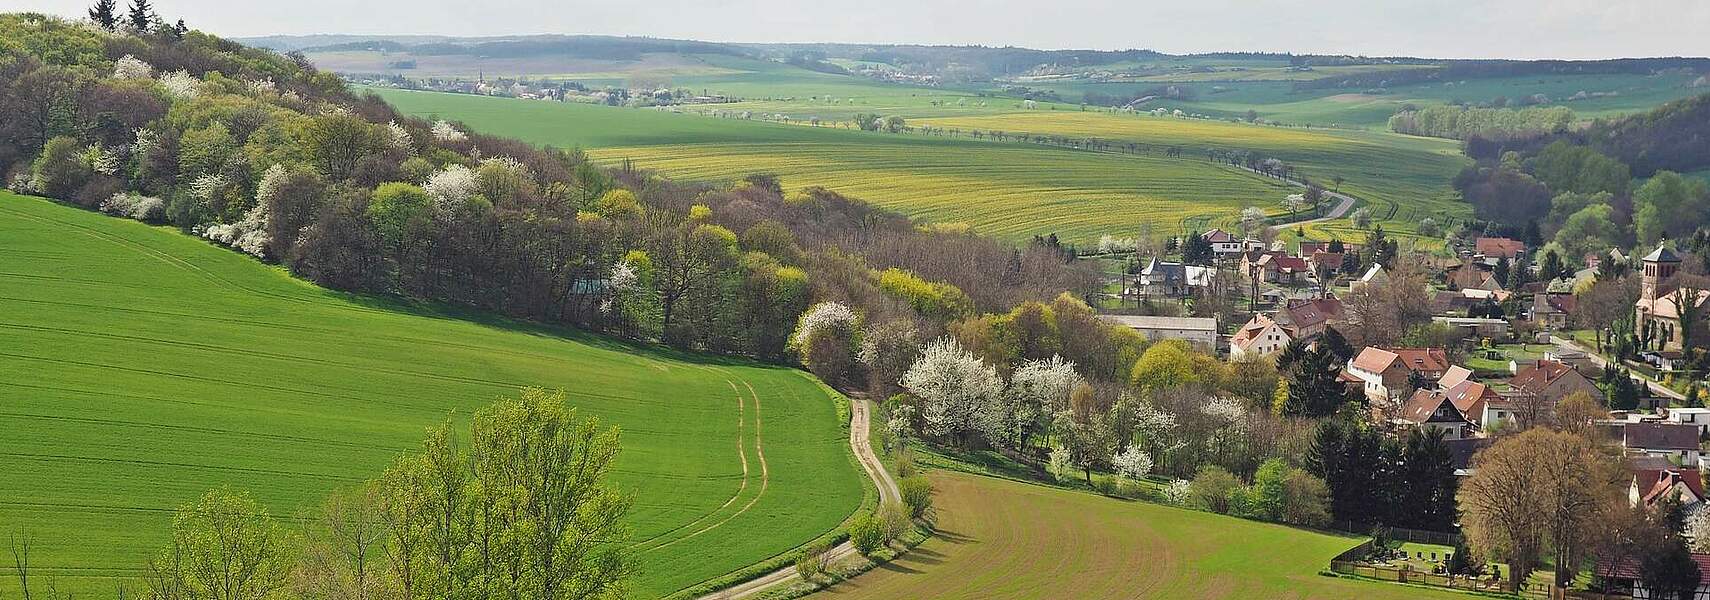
<box><xmin>0</xmin><ymin>192</ymin><xmax>863</xmax><ymax>598</ymax></box>
<box><xmin>816</xmin><ymin>470</ymin><xmax>1474</xmax><ymax>599</ymax></box>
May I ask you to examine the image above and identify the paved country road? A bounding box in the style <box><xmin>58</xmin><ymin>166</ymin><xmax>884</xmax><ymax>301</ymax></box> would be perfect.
<box><xmin>1552</xmin><ymin>335</ymin><xmax>1684</xmax><ymax>400</ymax></box>
<box><xmin>700</xmin><ymin>397</ymin><xmax>900</xmax><ymax>600</ymax></box>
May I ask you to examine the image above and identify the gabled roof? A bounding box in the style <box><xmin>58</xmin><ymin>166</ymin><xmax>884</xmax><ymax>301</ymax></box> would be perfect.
<box><xmin>1350</xmin><ymin>347</ymin><xmax>1399</xmax><ymax>373</ymax></box>
<box><xmin>1398</xmin><ymin>389</ymin><xmax>1470</xmax><ymax>425</ymax></box>
<box><xmin>1475</xmin><ymin>237</ymin><xmax>1526</xmax><ymax>258</ymax></box>
<box><xmin>1309</xmin><ymin>251</ymin><xmax>1346</xmax><ymax>271</ymax></box>
<box><xmin>1625</xmin><ymin>422</ymin><xmax>1701</xmax><ymax>451</ymax></box>
<box><xmin>1510</xmin><ymin>360</ymin><xmax>1578</xmax><ymax>394</ymax></box>
<box><xmin>1230</xmin><ymin>315</ymin><xmax>1291</xmax><ymax>351</ymax></box>
<box><xmin>1533</xmin><ymin>292</ymin><xmax>1576</xmax><ymax>315</ymax></box>
<box><xmin>1202</xmin><ymin>228</ymin><xmax>1236</xmax><ymax>243</ymax></box>
<box><xmin>1391</xmin><ymin>348</ymin><xmax>1451</xmax><ymax>373</ymax></box>
<box><xmin>1281</xmin><ymin>298</ymin><xmax>1343</xmax><ymax>329</ymax></box>
<box><xmin>1439</xmin><ymin>365</ymin><xmax>1475</xmax><ymax>389</ymax></box>
<box><xmin>1358</xmin><ymin>264</ymin><xmax>1386</xmax><ymax>283</ymax></box>
<box><xmin>1641</xmin><ymin>469</ymin><xmax>1705</xmax><ymax>506</ymax></box>
<box><xmin>1598</xmin><ymin>553</ymin><xmax>1710</xmax><ymax>581</ymax></box>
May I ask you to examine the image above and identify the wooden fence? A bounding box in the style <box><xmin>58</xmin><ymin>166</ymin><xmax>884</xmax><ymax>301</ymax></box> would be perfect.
<box><xmin>1328</xmin><ymin>561</ymin><xmax>1552</xmax><ymax>596</ymax></box>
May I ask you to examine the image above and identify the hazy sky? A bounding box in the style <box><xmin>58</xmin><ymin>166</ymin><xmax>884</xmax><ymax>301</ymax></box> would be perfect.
<box><xmin>16</xmin><ymin>0</ymin><xmax>1710</xmax><ymax>59</ymax></box>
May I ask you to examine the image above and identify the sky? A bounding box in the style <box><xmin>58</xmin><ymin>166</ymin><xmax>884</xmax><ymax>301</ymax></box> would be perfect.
<box><xmin>15</xmin><ymin>0</ymin><xmax>1710</xmax><ymax>59</ymax></box>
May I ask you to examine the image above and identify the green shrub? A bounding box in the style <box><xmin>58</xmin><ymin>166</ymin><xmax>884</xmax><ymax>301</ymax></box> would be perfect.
<box><xmin>848</xmin><ymin>513</ymin><xmax>885</xmax><ymax>555</ymax></box>
<box><xmin>900</xmin><ymin>476</ymin><xmax>933</xmax><ymax>518</ymax></box>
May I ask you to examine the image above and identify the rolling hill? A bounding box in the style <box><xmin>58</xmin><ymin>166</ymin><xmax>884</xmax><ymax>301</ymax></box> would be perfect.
<box><xmin>0</xmin><ymin>191</ymin><xmax>864</xmax><ymax>598</ymax></box>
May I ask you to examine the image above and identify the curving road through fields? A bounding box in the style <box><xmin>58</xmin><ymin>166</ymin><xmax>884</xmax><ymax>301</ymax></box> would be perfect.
<box><xmin>700</xmin><ymin>396</ymin><xmax>899</xmax><ymax>599</ymax></box>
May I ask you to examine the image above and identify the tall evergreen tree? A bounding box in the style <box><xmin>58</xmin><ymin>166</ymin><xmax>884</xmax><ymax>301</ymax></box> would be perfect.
<box><xmin>88</xmin><ymin>0</ymin><xmax>118</xmax><ymax>30</ymax></box>
<box><xmin>1401</xmin><ymin>428</ymin><xmax>1459</xmax><ymax>531</ymax></box>
<box><xmin>126</xmin><ymin>0</ymin><xmax>154</xmax><ymax>33</ymax></box>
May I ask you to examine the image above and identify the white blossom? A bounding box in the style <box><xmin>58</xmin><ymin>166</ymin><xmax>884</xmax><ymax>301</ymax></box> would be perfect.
<box><xmin>1112</xmin><ymin>446</ymin><xmax>1154</xmax><ymax>480</ymax></box>
<box><xmin>1048</xmin><ymin>446</ymin><xmax>1074</xmax><ymax>482</ymax></box>
<box><xmin>201</xmin><ymin>202</ymin><xmax>270</xmax><ymax>258</ymax></box>
<box><xmin>7</xmin><ymin>173</ymin><xmax>36</xmax><ymax>194</ymax></box>
<box><xmin>84</xmin><ymin>144</ymin><xmax>120</xmax><ymax>176</ymax></box>
<box><xmin>790</xmin><ymin>301</ymin><xmax>858</xmax><ymax>350</ymax></box>
<box><xmin>424</xmin><ymin>165</ymin><xmax>478</xmax><ymax>210</ymax></box>
<box><xmin>112</xmin><ymin>54</ymin><xmax>153</xmax><ymax>80</ymax></box>
<box><xmin>902</xmin><ymin>336</ymin><xmax>1003</xmax><ymax>440</ymax></box>
<box><xmin>1010</xmin><ymin>355</ymin><xmax>1082</xmax><ymax>414</ymax></box>
<box><xmin>1163</xmin><ymin>479</ymin><xmax>1192</xmax><ymax>505</ymax></box>
<box><xmin>1097</xmin><ymin>234</ymin><xmax>1137</xmax><ymax>255</ymax></box>
<box><xmin>131</xmin><ymin>128</ymin><xmax>159</xmax><ymax>163</ymax></box>
<box><xmin>432</xmin><ymin>119</ymin><xmax>467</xmax><ymax>142</ymax></box>
<box><xmin>188</xmin><ymin>173</ymin><xmax>227</xmax><ymax>201</ymax></box>
<box><xmin>1202</xmin><ymin>395</ymin><xmax>1247</xmax><ymax>424</ymax></box>
<box><xmin>254</xmin><ymin>164</ymin><xmax>289</xmax><ymax>207</ymax></box>
<box><xmin>385</xmin><ymin>121</ymin><xmax>414</xmax><ymax>152</ymax></box>
<box><xmin>158</xmin><ymin>70</ymin><xmax>200</xmax><ymax>100</ymax></box>
<box><xmin>1691</xmin><ymin>507</ymin><xmax>1710</xmax><ymax>553</ymax></box>
<box><xmin>100</xmin><ymin>192</ymin><xmax>165</xmax><ymax>222</ymax></box>
<box><xmin>246</xmin><ymin>78</ymin><xmax>276</xmax><ymax>95</ymax></box>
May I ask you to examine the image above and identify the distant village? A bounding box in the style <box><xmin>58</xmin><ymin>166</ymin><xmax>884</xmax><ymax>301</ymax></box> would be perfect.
<box><xmin>1099</xmin><ymin>227</ymin><xmax>1709</xmax><ymax>568</ymax></box>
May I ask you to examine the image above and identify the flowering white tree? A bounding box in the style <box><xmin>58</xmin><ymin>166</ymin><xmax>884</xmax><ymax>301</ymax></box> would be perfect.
<box><xmin>1239</xmin><ymin>206</ymin><xmax>1266</xmax><ymax>236</ymax></box>
<box><xmin>158</xmin><ymin>70</ymin><xmax>200</xmax><ymax>100</ymax></box>
<box><xmin>789</xmin><ymin>301</ymin><xmax>858</xmax><ymax>351</ymax></box>
<box><xmin>1112</xmin><ymin>446</ymin><xmax>1154</xmax><ymax>481</ymax></box>
<box><xmin>901</xmin><ymin>337</ymin><xmax>1003</xmax><ymax>444</ymax></box>
<box><xmin>202</xmin><ymin>202</ymin><xmax>270</xmax><ymax>258</ymax></box>
<box><xmin>432</xmin><ymin>120</ymin><xmax>468</xmax><ymax>142</ymax></box>
<box><xmin>1162</xmin><ymin>479</ymin><xmax>1192</xmax><ymax>505</ymax></box>
<box><xmin>1002</xmin><ymin>355</ymin><xmax>1082</xmax><ymax>449</ymax></box>
<box><xmin>246</xmin><ymin>78</ymin><xmax>276</xmax><ymax>95</ymax></box>
<box><xmin>1281</xmin><ymin>193</ymin><xmax>1306</xmax><ymax>215</ymax></box>
<box><xmin>1096</xmin><ymin>234</ymin><xmax>1137</xmax><ymax>255</ymax></box>
<box><xmin>1691</xmin><ymin>509</ymin><xmax>1710</xmax><ymax>553</ymax></box>
<box><xmin>100</xmin><ymin>192</ymin><xmax>165</xmax><ymax>222</ymax></box>
<box><xmin>424</xmin><ymin>165</ymin><xmax>477</xmax><ymax>211</ymax></box>
<box><xmin>112</xmin><ymin>54</ymin><xmax>153</xmax><ymax>80</ymax></box>
<box><xmin>1048</xmin><ymin>446</ymin><xmax>1074</xmax><ymax>482</ymax></box>
<box><xmin>385</xmin><ymin>121</ymin><xmax>414</xmax><ymax>153</ymax></box>
<box><xmin>83</xmin><ymin>144</ymin><xmax>120</xmax><ymax>176</ymax></box>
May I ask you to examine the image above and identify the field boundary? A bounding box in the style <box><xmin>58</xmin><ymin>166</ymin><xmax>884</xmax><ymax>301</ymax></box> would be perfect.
<box><xmin>691</xmin><ymin>397</ymin><xmax>900</xmax><ymax>600</ymax></box>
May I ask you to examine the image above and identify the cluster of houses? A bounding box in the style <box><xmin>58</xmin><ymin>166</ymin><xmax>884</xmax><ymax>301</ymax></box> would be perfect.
<box><xmin>1104</xmin><ymin>231</ymin><xmax>1710</xmax><ymax>541</ymax></box>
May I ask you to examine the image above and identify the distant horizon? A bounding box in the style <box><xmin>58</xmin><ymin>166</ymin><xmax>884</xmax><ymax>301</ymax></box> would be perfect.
<box><xmin>235</xmin><ymin>32</ymin><xmax>1710</xmax><ymax>63</ymax></box>
<box><xmin>11</xmin><ymin>0</ymin><xmax>1710</xmax><ymax>61</ymax></box>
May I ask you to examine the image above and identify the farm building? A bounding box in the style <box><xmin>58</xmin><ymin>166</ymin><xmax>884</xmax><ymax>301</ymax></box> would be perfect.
<box><xmin>1098</xmin><ymin>315</ymin><xmax>1218</xmax><ymax>351</ymax></box>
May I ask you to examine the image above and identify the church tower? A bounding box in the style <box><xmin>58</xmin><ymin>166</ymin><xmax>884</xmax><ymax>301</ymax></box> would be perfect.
<box><xmin>1642</xmin><ymin>242</ymin><xmax>1682</xmax><ymax>303</ymax></box>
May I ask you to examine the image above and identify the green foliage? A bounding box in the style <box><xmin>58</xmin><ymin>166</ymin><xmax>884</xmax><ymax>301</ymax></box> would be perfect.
<box><xmin>1130</xmin><ymin>339</ymin><xmax>1212</xmax><ymax>392</ymax></box>
<box><xmin>176</xmin><ymin>122</ymin><xmax>235</xmax><ymax>179</ymax></box>
<box><xmin>900</xmin><ymin>476</ymin><xmax>934</xmax><ymax>519</ymax></box>
<box><xmin>29</xmin><ymin>135</ymin><xmax>91</xmax><ymax>198</ymax></box>
<box><xmin>367</xmin><ymin>182</ymin><xmax>430</xmax><ymax>246</ymax></box>
<box><xmin>877</xmin><ymin>267</ymin><xmax>974</xmax><ymax>321</ymax></box>
<box><xmin>1388</xmin><ymin>104</ymin><xmax>1574</xmax><ymax>141</ymax></box>
<box><xmin>1532</xmin><ymin>140</ymin><xmax>1630</xmax><ymax>196</ymax></box>
<box><xmin>144</xmin><ymin>487</ymin><xmax>294</xmax><ymax>600</ymax></box>
<box><xmin>848</xmin><ymin>513</ymin><xmax>886</xmax><ymax>555</ymax></box>
<box><xmin>1634</xmin><ymin>171</ymin><xmax>1710</xmax><ymax>246</ymax></box>
<box><xmin>1187</xmin><ymin>465</ymin><xmax>1242</xmax><ymax>514</ymax></box>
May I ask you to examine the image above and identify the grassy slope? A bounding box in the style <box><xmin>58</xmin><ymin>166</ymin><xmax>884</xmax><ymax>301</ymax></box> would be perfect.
<box><xmin>817</xmin><ymin>470</ymin><xmax>1472</xmax><ymax>599</ymax></box>
<box><xmin>376</xmin><ymin>88</ymin><xmax>1296</xmax><ymax>243</ymax></box>
<box><xmin>0</xmin><ymin>192</ymin><xmax>862</xmax><ymax>598</ymax></box>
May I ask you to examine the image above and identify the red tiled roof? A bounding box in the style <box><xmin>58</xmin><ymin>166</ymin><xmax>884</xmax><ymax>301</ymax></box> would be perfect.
<box><xmin>1310</xmin><ymin>251</ymin><xmax>1346</xmax><ymax>270</ymax></box>
<box><xmin>1445</xmin><ymin>380</ymin><xmax>1500</xmax><ymax>416</ymax></box>
<box><xmin>1391</xmin><ymin>348</ymin><xmax>1451</xmax><ymax>373</ymax></box>
<box><xmin>1510</xmin><ymin>360</ymin><xmax>1575</xmax><ymax>394</ymax></box>
<box><xmin>1641</xmin><ymin>469</ymin><xmax>1706</xmax><ymax>505</ymax></box>
<box><xmin>1283</xmin><ymin>298</ymin><xmax>1343</xmax><ymax>329</ymax></box>
<box><xmin>1598</xmin><ymin>554</ymin><xmax>1710</xmax><ymax>580</ymax></box>
<box><xmin>1350</xmin><ymin>347</ymin><xmax>1399</xmax><ymax>373</ymax></box>
<box><xmin>1203</xmin><ymin>228</ymin><xmax>1235</xmax><ymax>243</ymax></box>
<box><xmin>1475</xmin><ymin>237</ymin><xmax>1526</xmax><ymax>258</ymax></box>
